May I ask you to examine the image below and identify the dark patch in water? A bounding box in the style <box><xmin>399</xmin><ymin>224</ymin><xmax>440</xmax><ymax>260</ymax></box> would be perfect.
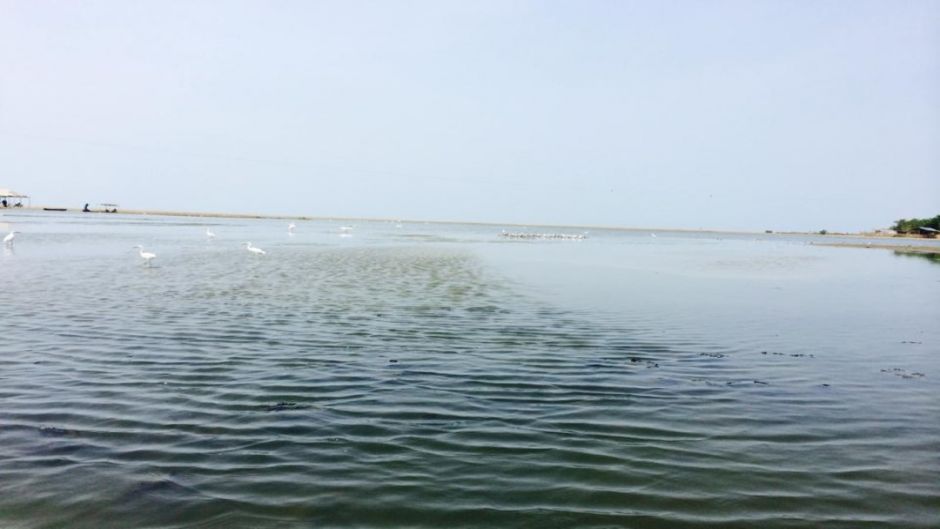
<box><xmin>880</xmin><ymin>368</ymin><xmax>926</xmax><ymax>380</ymax></box>
<box><xmin>39</xmin><ymin>426</ymin><xmax>80</xmax><ymax>438</ymax></box>
<box><xmin>699</xmin><ymin>352</ymin><xmax>725</xmax><ymax>358</ymax></box>
<box><xmin>264</xmin><ymin>402</ymin><xmax>303</xmax><ymax>412</ymax></box>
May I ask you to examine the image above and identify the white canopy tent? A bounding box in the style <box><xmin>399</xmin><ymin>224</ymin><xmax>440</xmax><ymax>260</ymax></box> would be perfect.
<box><xmin>0</xmin><ymin>188</ymin><xmax>30</xmax><ymax>207</ymax></box>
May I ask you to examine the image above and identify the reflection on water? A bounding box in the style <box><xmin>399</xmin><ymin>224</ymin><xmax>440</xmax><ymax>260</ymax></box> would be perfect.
<box><xmin>0</xmin><ymin>212</ymin><xmax>938</xmax><ymax>529</ymax></box>
<box><xmin>894</xmin><ymin>250</ymin><xmax>940</xmax><ymax>264</ymax></box>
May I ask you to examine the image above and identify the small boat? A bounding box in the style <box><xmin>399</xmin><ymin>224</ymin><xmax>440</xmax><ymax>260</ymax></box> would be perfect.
<box><xmin>43</xmin><ymin>207</ymin><xmax>67</xmax><ymax>212</ymax></box>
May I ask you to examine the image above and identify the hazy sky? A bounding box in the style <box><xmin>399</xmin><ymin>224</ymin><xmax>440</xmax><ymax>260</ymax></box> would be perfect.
<box><xmin>1</xmin><ymin>0</ymin><xmax>937</xmax><ymax>231</ymax></box>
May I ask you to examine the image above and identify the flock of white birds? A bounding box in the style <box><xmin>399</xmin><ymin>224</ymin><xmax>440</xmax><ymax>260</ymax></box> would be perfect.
<box><xmin>3</xmin><ymin>223</ymin><xmax>359</xmax><ymax>267</ymax></box>
<box><xmin>132</xmin><ymin>223</ymin><xmax>295</xmax><ymax>266</ymax></box>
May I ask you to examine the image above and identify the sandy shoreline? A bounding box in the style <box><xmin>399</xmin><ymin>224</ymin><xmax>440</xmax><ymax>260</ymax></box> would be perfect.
<box><xmin>16</xmin><ymin>205</ymin><xmax>777</xmax><ymax>235</ymax></box>
<box><xmin>12</xmin><ymin>205</ymin><xmax>940</xmax><ymax>246</ymax></box>
<box><xmin>811</xmin><ymin>242</ymin><xmax>940</xmax><ymax>255</ymax></box>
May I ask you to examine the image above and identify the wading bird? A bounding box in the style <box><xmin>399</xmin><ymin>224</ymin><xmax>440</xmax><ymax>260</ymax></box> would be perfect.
<box><xmin>206</xmin><ymin>228</ymin><xmax>216</xmax><ymax>239</ymax></box>
<box><xmin>288</xmin><ymin>222</ymin><xmax>296</xmax><ymax>234</ymax></box>
<box><xmin>134</xmin><ymin>245</ymin><xmax>156</xmax><ymax>266</ymax></box>
<box><xmin>3</xmin><ymin>230</ymin><xmax>18</xmax><ymax>246</ymax></box>
<box><xmin>243</xmin><ymin>242</ymin><xmax>266</xmax><ymax>255</ymax></box>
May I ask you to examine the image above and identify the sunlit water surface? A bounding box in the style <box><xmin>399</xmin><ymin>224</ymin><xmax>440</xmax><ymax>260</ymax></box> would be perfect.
<box><xmin>1</xmin><ymin>212</ymin><xmax>938</xmax><ymax>528</ymax></box>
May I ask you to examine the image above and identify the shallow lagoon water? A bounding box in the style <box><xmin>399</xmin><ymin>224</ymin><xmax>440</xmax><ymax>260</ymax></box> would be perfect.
<box><xmin>1</xmin><ymin>212</ymin><xmax>938</xmax><ymax>528</ymax></box>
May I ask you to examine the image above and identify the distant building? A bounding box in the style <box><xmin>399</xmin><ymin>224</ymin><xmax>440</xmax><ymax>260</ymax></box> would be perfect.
<box><xmin>918</xmin><ymin>227</ymin><xmax>939</xmax><ymax>239</ymax></box>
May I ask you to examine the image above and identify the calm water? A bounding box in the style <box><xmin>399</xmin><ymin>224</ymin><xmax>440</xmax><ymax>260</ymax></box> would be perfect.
<box><xmin>1</xmin><ymin>212</ymin><xmax>938</xmax><ymax>529</ymax></box>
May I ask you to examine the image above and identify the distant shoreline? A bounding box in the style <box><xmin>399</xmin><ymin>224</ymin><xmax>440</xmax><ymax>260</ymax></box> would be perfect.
<box><xmin>11</xmin><ymin>205</ymin><xmax>940</xmax><ymax>243</ymax></box>
<box><xmin>811</xmin><ymin>242</ymin><xmax>940</xmax><ymax>255</ymax></box>
<box><xmin>16</xmin><ymin>205</ymin><xmax>781</xmax><ymax>235</ymax></box>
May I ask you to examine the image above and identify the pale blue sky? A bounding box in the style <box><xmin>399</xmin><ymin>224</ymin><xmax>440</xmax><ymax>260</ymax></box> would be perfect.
<box><xmin>1</xmin><ymin>0</ymin><xmax>937</xmax><ymax>231</ymax></box>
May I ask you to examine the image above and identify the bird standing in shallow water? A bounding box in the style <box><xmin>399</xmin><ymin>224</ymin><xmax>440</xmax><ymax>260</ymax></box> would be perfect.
<box><xmin>288</xmin><ymin>223</ymin><xmax>296</xmax><ymax>234</ymax></box>
<box><xmin>243</xmin><ymin>242</ymin><xmax>266</xmax><ymax>255</ymax></box>
<box><xmin>3</xmin><ymin>230</ymin><xmax>18</xmax><ymax>246</ymax></box>
<box><xmin>206</xmin><ymin>228</ymin><xmax>216</xmax><ymax>240</ymax></box>
<box><xmin>133</xmin><ymin>245</ymin><xmax>156</xmax><ymax>266</ymax></box>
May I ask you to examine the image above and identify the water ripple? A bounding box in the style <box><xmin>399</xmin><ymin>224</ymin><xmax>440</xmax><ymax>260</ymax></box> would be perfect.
<box><xmin>1</xmin><ymin>242</ymin><xmax>938</xmax><ymax>528</ymax></box>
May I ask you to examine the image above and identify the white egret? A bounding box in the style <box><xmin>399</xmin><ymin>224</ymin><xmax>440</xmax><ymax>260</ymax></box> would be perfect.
<box><xmin>288</xmin><ymin>222</ymin><xmax>296</xmax><ymax>234</ymax></box>
<box><xmin>3</xmin><ymin>230</ymin><xmax>18</xmax><ymax>246</ymax></box>
<box><xmin>206</xmin><ymin>228</ymin><xmax>216</xmax><ymax>239</ymax></box>
<box><xmin>243</xmin><ymin>242</ymin><xmax>266</xmax><ymax>255</ymax></box>
<box><xmin>133</xmin><ymin>245</ymin><xmax>156</xmax><ymax>266</ymax></box>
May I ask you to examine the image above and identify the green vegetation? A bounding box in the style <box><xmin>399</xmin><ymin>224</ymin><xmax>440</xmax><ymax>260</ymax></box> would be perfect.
<box><xmin>892</xmin><ymin>215</ymin><xmax>940</xmax><ymax>234</ymax></box>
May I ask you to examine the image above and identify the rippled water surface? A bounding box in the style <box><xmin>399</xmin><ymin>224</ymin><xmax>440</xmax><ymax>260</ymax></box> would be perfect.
<box><xmin>1</xmin><ymin>212</ymin><xmax>938</xmax><ymax>528</ymax></box>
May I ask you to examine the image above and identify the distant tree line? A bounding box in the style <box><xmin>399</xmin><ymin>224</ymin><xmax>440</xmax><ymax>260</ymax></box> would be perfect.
<box><xmin>892</xmin><ymin>215</ymin><xmax>940</xmax><ymax>234</ymax></box>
